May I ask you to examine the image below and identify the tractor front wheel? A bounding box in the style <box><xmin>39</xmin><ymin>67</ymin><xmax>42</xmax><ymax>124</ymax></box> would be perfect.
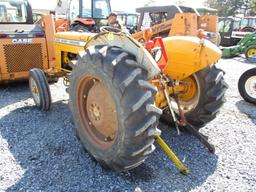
<box><xmin>245</xmin><ymin>46</ymin><xmax>256</xmax><ymax>62</ymax></box>
<box><xmin>68</xmin><ymin>45</ymin><xmax>161</xmax><ymax>171</ymax></box>
<box><xmin>29</xmin><ymin>68</ymin><xmax>52</xmax><ymax>111</ymax></box>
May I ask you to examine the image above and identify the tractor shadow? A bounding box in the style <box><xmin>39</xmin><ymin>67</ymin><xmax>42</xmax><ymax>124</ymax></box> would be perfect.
<box><xmin>1</xmin><ymin>101</ymin><xmax>218</xmax><ymax>192</ymax></box>
<box><xmin>236</xmin><ymin>100</ymin><xmax>256</xmax><ymax>125</ymax></box>
<box><xmin>0</xmin><ymin>81</ymin><xmax>31</xmax><ymax>109</ymax></box>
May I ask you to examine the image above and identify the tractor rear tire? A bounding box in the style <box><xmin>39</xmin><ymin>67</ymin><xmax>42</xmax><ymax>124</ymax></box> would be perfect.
<box><xmin>238</xmin><ymin>68</ymin><xmax>256</xmax><ymax>104</ymax></box>
<box><xmin>29</xmin><ymin>68</ymin><xmax>52</xmax><ymax>111</ymax></box>
<box><xmin>68</xmin><ymin>45</ymin><xmax>161</xmax><ymax>171</ymax></box>
<box><xmin>162</xmin><ymin>65</ymin><xmax>228</xmax><ymax>129</ymax></box>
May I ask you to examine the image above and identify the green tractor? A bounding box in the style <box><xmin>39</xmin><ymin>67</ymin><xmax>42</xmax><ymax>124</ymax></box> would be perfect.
<box><xmin>221</xmin><ymin>32</ymin><xmax>256</xmax><ymax>62</ymax></box>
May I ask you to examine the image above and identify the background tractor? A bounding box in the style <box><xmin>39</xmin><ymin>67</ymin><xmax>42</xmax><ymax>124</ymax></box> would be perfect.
<box><xmin>0</xmin><ymin>0</ymin><xmax>56</xmax><ymax>83</ymax></box>
<box><xmin>219</xmin><ymin>17</ymin><xmax>242</xmax><ymax>46</ymax></box>
<box><xmin>63</xmin><ymin>0</ymin><xmax>112</xmax><ymax>32</ymax></box>
<box><xmin>29</xmin><ymin>0</ymin><xmax>227</xmax><ymax>171</ymax></box>
<box><xmin>132</xmin><ymin>5</ymin><xmax>220</xmax><ymax>46</ymax></box>
<box><xmin>116</xmin><ymin>11</ymin><xmax>139</xmax><ymax>34</ymax></box>
<box><xmin>219</xmin><ymin>17</ymin><xmax>256</xmax><ymax>47</ymax></box>
<box><xmin>221</xmin><ymin>32</ymin><xmax>256</xmax><ymax>62</ymax></box>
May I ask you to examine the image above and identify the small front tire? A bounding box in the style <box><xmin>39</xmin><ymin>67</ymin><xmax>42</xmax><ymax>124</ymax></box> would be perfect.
<box><xmin>245</xmin><ymin>46</ymin><xmax>256</xmax><ymax>61</ymax></box>
<box><xmin>29</xmin><ymin>68</ymin><xmax>52</xmax><ymax>111</ymax></box>
<box><xmin>238</xmin><ymin>68</ymin><xmax>256</xmax><ymax>104</ymax></box>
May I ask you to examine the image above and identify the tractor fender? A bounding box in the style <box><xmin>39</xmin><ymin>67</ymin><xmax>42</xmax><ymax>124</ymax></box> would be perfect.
<box><xmin>84</xmin><ymin>32</ymin><xmax>160</xmax><ymax>79</ymax></box>
<box><xmin>162</xmin><ymin>36</ymin><xmax>222</xmax><ymax>80</ymax></box>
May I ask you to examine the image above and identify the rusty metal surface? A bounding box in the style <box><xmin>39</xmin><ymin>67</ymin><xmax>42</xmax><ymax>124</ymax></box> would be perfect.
<box><xmin>86</xmin><ymin>80</ymin><xmax>118</xmax><ymax>141</ymax></box>
<box><xmin>4</xmin><ymin>44</ymin><xmax>43</xmax><ymax>73</ymax></box>
<box><xmin>77</xmin><ymin>76</ymin><xmax>118</xmax><ymax>149</ymax></box>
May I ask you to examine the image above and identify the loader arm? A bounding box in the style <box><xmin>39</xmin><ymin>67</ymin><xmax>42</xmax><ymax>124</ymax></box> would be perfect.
<box><xmin>132</xmin><ymin>13</ymin><xmax>198</xmax><ymax>42</ymax></box>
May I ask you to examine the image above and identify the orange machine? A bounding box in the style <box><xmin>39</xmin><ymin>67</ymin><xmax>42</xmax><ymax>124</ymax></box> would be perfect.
<box><xmin>0</xmin><ymin>0</ymin><xmax>55</xmax><ymax>83</ymax></box>
<box><xmin>132</xmin><ymin>5</ymin><xmax>219</xmax><ymax>45</ymax></box>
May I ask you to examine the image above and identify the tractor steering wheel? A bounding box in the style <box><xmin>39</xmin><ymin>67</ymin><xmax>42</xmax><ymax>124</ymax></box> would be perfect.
<box><xmin>100</xmin><ymin>26</ymin><xmax>122</xmax><ymax>33</ymax></box>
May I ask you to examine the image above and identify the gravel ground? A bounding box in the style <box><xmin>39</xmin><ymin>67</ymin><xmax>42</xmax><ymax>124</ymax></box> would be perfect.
<box><xmin>1</xmin><ymin>57</ymin><xmax>256</xmax><ymax>192</ymax></box>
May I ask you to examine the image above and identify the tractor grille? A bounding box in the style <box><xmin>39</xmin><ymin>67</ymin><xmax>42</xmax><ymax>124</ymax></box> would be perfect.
<box><xmin>3</xmin><ymin>44</ymin><xmax>44</xmax><ymax>73</ymax></box>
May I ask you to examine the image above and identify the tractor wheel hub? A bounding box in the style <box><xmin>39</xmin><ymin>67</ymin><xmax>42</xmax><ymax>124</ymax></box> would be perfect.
<box><xmin>77</xmin><ymin>76</ymin><xmax>118</xmax><ymax>149</ymax></box>
<box><xmin>245</xmin><ymin>76</ymin><xmax>256</xmax><ymax>99</ymax></box>
<box><xmin>89</xmin><ymin>103</ymin><xmax>101</xmax><ymax>121</ymax></box>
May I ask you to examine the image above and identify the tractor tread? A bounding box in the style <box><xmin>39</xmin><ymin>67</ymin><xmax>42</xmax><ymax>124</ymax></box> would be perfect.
<box><xmin>29</xmin><ymin>68</ymin><xmax>51</xmax><ymax>111</ymax></box>
<box><xmin>162</xmin><ymin>65</ymin><xmax>228</xmax><ymax>129</ymax></box>
<box><xmin>186</xmin><ymin>65</ymin><xmax>228</xmax><ymax>128</ymax></box>
<box><xmin>131</xmin><ymin>91</ymin><xmax>152</xmax><ymax>112</ymax></box>
<box><xmin>134</xmin><ymin>116</ymin><xmax>157</xmax><ymax>137</ymax></box>
<box><xmin>138</xmin><ymin>80</ymin><xmax>158</xmax><ymax>93</ymax></box>
<box><xmin>120</xmin><ymin>68</ymin><xmax>142</xmax><ymax>93</ymax></box>
<box><xmin>146</xmin><ymin>104</ymin><xmax>163</xmax><ymax>115</ymax></box>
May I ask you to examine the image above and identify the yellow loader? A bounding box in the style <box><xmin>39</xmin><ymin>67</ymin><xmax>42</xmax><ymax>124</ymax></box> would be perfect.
<box><xmin>29</xmin><ymin>0</ymin><xmax>227</xmax><ymax>172</ymax></box>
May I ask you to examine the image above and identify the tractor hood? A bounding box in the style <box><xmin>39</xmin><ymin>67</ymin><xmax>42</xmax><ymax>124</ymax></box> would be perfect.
<box><xmin>55</xmin><ymin>32</ymin><xmax>161</xmax><ymax>79</ymax></box>
<box><xmin>0</xmin><ymin>24</ymin><xmax>44</xmax><ymax>38</ymax></box>
<box><xmin>55</xmin><ymin>31</ymin><xmax>95</xmax><ymax>44</ymax></box>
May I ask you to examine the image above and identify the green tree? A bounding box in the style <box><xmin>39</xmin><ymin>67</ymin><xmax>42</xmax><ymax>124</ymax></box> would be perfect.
<box><xmin>249</xmin><ymin>0</ymin><xmax>256</xmax><ymax>13</ymax></box>
<box><xmin>145</xmin><ymin>0</ymin><xmax>186</xmax><ymax>6</ymax></box>
<box><xmin>144</xmin><ymin>0</ymin><xmax>157</xmax><ymax>6</ymax></box>
<box><xmin>174</xmin><ymin>0</ymin><xmax>186</xmax><ymax>5</ymax></box>
<box><xmin>204</xmin><ymin>0</ymin><xmax>245</xmax><ymax>16</ymax></box>
<box><xmin>57</xmin><ymin>0</ymin><xmax>62</xmax><ymax>7</ymax></box>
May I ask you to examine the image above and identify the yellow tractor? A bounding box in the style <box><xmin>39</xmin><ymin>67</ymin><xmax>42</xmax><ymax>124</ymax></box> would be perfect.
<box><xmin>29</xmin><ymin>0</ymin><xmax>227</xmax><ymax>172</ymax></box>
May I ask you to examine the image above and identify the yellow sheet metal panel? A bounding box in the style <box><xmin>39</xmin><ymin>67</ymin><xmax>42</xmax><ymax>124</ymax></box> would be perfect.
<box><xmin>54</xmin><ymin>41</ymin><xmax>84</xmax><ymax>69</ymax></box>
<box><xmin>162</xmin><ymin>36</ymin><xmax>221</xmax><ymax>80</ymax></box>
<box><xmin>169</xmin><ymin>13</ymin><xmax>198</xmax><ymax>37</ymax></box>
<box><xmin>54</xmin><ymin>31</ymin><xmax>95</xmax><ymax>69</ymax></box>
<box><xmin>55</xmin><ymin>32</ymin><xmax>95</xmax><ymax>42</ymax></box>
<box><xmin>43</xmin><ymin>15</ymin><xmax>56</xmax><ymax>69</ymax></box>
<box><xmin>199</xmin><ymin>15</ymin><xmax>218</xmax><ymax>32</ymax></box>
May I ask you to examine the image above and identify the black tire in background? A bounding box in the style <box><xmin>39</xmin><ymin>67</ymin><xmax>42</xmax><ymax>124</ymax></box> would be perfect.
<box><xmin>29</xmin><ymin>68</ymin><xmax>52</xmax><ymax>111</ymax></box>
<box><xmin>68</xmin><ymin>45</ymin><xmax>161</xmax><ymax>171</ymax></box>
<box><xmin>238</xmin><ymin>68</ymin><xmax>256</xmax><ymax>104</ymax></box>
<box><xmin>69</xmin><ymin>23</ymin><xmax>89</xmax><ymax>32</ymax></box>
